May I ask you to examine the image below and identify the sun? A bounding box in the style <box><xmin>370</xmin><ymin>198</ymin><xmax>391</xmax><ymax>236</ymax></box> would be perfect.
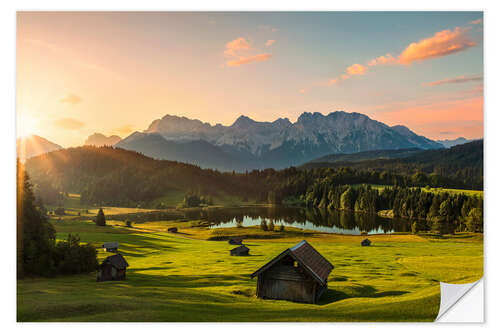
<box><xmin>17</xmin><ymin>113</ymin><xmax>38</xmax><ymax>138</ymax></box>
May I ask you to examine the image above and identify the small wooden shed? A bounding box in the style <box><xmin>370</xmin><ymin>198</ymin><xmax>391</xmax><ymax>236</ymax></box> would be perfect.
<box><xmin>361</xmin><ymin>238</ymin><xmax>371</xmax><ymax>246</ymax></box>
<box><xmin>251</xmin><ymin>240</ymin><xmax>334</xmax><ymax>304</ymax></box>
<box><xmin>102</xmin><ymin>242</ymin><xmax>119</xmax><ymax>252</ymax></box>
<box><xmin>168</xmin><ymin>227</ymin><xmax>178</xmax><ymax>233</ymax></box>
<box><xmin>97</xmin><ymin>253</ymin><xmax>129</xmax><ymax>282</ymax></box>
<box><xmin>228</xmin><ymin>237</ymin><xmax>243</xmax><ymax>245</ymax></box>
<box><xmin>230</xmin><ymin>245</ymin><xmax>249</xmax><ymax>256</ymax></box>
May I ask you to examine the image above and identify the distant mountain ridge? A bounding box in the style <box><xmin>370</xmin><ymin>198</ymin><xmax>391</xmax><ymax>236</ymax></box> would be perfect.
<box><xmin>17</xmin><ymin>135</ymin><xmax>62</xmax><ymax>161</ymax></box>
<box><xmin>436</xmin><ymin>137</ymin><xmax>475</xmax><ymax>148</ymax></box>
<box><xmin>116</xmin><ymin>111</ymin><xmax>444</xmax><ymax>171</ymax></box>
<box><xmin>85</xmin><ymin>133</ymin><xmax>122</xmax><ymax>147</ymax></box>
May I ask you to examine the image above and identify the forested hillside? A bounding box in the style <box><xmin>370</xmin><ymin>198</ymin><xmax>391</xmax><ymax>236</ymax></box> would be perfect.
<box><xmin>25</xmin><ymin>143</ymin><xmax>482</xmax><ymax>208</ymax></box>
<box><xmin>302</xmin><ymin>140</ymin><xmax>483</xmax><ymax>189</ymax></box>
<box><xmin>25</xmin><ymin>146</ymin><xmax>255</xmax><ymax>207</ymax></box>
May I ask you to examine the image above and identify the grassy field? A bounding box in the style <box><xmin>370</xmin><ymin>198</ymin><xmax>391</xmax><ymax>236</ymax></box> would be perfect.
<box><xmin>354</xmin><ymin>184</ymin><xmax>483</xmax><ymax>197</ymax></box>
<box><xmin>17</xmin><ymin>214</ymin><xmax>483</xmax><ymax>322</ymax></box>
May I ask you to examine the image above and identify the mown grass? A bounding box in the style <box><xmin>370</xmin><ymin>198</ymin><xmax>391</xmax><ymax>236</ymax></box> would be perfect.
<box><xmin>17</xmin><ymin>215</ymin><xmax>483</xmax><ymax>322</ymax></box>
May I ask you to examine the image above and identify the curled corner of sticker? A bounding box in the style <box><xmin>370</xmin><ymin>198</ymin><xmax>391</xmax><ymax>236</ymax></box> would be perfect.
<box><xmin>435</xmin><ymin>278</ymin><xmax>483</xmax><ymax>322</ymax></box>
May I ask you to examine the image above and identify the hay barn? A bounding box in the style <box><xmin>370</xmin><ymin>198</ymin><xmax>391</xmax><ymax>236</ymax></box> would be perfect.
<box><xmin>251</xmin><ymin>240</ymin><xmax>333</xmax><ymax>304</ymax></box>
<box><xmin>102</xmin><ymin>241</ymin><xmax>119</xmax><ymax>252</ymax></box>
<box><xmin>230</xmin><ymin>245</ymin><xmax>249</xmax><ymax>256</ymax></box>
<box><xmin>97</xmin><ymin>253</ymin><xmax>129</xmax><ymax>282</ymax></box>
<box><xmin>361</xmin><ymin>238</ymin><xmax>371</xmax><ymax>246</ymax></box>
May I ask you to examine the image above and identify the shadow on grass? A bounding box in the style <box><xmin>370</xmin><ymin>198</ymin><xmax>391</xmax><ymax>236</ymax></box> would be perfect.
<box><xmin>127</xmin><ymin>272</ymin><xmax>252</xmax><ymax>289</ymax></box>
<box><xmin>318</xmin><ymin>285</ymin><xmax>409</xmax><ymax>305</ymax></box>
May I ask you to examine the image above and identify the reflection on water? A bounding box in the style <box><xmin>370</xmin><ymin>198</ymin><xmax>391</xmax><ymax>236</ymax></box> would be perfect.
<box><xmin>185</xmin><ymin>206</ymin><xmax>411</xmax><ymax>235</ymax></box>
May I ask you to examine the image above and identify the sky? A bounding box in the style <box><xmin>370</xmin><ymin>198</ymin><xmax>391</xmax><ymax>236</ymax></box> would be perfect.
<box><xmin>16</xmin><ymin>11</ymin><xmax>483</xmax><ymax>147</ymax></box>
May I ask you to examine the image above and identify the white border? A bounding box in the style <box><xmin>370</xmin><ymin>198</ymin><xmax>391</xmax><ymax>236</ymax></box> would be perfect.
<box><xmin>2</xmin><ymin>0</ymin><xmax>498</xmax><ymax>331</ymax></box>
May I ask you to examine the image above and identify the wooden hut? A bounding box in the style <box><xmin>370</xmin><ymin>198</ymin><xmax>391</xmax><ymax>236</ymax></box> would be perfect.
<box><xmin>102</xmin><ymin>241</ymin><xmax>119</xmax><ymax>252</ymax></box>
<box><xmin>251</xmin><ymin>240</ymin><xmax>334</xmax><ymax>304</ymax></box>
<box><xmin>168</xmin><ymin>227</ymin><xmax>178</xmax><ymax>233</ymax></box>
<box><xmin>97</xmin><ymin>253</ymin><xmax>129</xmax><ymax>282</ymax></box>
<box><xmin>230</xmin><ymin>245</ymin><xmax>249</xmax><ymax>256</ymax></box>
<box><xmin>228</xmin><ymin>237</ymin><xmax>243</xmax><ymax>245</ymax></box>
<box><xmin>361</xmin><ymin>238</ymin><xmax>371</xmax><ymax>246</ymax></box>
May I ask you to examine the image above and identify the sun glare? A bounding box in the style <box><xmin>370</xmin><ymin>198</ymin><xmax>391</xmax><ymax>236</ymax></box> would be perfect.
<box><xmin>17</xmin><ymin>113</ymin><xmax>37</xmax><ymax>138</ymax></box>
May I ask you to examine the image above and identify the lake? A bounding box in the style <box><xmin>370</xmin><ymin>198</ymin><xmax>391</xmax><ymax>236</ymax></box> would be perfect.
<box><xmin>185</xmin><ymin>206</ymin><xmax>412</xmax><ymax>235</ymax></box>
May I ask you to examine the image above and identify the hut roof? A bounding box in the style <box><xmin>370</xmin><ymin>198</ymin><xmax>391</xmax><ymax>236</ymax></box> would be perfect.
<box><xmin>102</xmin><ymin>253</ymin><xmax>129</xmax><ymax>269</ymax></box>
<box><xmin>251</xmin><ymin>240</ymin><xmax>333</xmax><ymax>285</ymax></box>
<box><xmin>102</xmin><ymin>242</ymin><xmax>119</xmax><ymax>249</ymax></box>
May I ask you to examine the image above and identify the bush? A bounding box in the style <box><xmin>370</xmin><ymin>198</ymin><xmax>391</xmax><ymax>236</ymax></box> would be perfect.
<box><xmin>125</xmin><ymin>220</ymin><xmax>133</xmax><ymax>228</ymax></box>
<box><xmin>279</xmin><ymin>224</ymin><xmax>285</xmax><ymax>232</ymax></box>
<box><xmin>53</xmin><ymin>234</ymin><xmax>98</xmax><ymax>275</ymax></box>
<box><xmin>411</xmin><ymin>222</ymin><xmax>418</xmax><ymax>234</ymax></box>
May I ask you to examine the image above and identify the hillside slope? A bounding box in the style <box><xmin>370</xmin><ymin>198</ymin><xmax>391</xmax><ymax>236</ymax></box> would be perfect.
<box><xmin>17</xmin><ymin>135</ymin><xmax>62</xmax><ymax>161</ymax></box>
<box><xmin>302</xmin><ymin>140</ymin><xmax>483</xmax><ymax>189</ymax></box>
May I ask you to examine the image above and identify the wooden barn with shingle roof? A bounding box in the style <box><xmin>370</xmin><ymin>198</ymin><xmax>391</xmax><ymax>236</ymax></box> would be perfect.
<box><xmin>251</xmin><ymin>240</ymin><xmax>334</xmax><ymax>304</ymax></box>
<box><xmin>97</xmin><ymin>253</ymin><xmax>129</xmax><ymax>282</ymax></box>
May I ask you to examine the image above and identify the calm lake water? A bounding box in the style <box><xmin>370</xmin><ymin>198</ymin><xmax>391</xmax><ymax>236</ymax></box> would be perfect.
<box><xmin>185</xmin><ymin>206</ymin><xmax>412</xmax><ymax>235</ymax></box>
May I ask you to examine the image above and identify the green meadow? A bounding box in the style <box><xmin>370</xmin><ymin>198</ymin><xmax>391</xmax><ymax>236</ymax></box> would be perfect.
<box><xmin>17</xmin><ymin>210</ymin><xmax>483</xmax><ymax>322</ymax></box>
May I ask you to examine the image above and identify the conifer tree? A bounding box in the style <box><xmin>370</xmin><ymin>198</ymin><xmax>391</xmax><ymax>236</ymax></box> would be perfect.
<box><xmin>96</xmin><ymin>208</ymin><xmax>106</xmax><ymax>226</ymax></box>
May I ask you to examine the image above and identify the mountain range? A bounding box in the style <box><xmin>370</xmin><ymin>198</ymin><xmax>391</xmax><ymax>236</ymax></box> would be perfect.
<box><xmin>115</xmin><ymin>111</ymin><xmax>444</xmax><ymax>171</ymax></box>
<box><xmin>85</xmin><ymin>133</ymin><xmax>122</xmax><ymax>147</ymax></box>
<box><xmin>16</xmin><ymin>135</ymin><xmax>62</xmax><ymax>161</ymax></box>
<box><xmin>436</xmin><ymin>137</ymin><xmax>474</xmax><ymax>148</ymax></box>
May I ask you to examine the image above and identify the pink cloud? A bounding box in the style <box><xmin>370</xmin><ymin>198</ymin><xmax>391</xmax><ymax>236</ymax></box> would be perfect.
<box><xmin>224</xmin><ymin>37</ymin><xmax>250</xmax><ymax>57</ymax></box>
<box><xmin>469</xmin><ymin>19</ymin><xmax>483</xmax><ymax>25</ymax></box>
<box><xmin>346</xmin><ymin>63</ymin><xmax>367</xmax><ymax>76</ymax></box>
<box><xmin>423</xmin><ymin>74</ymin><xmax>483</xmax><ymax>87</ymax></box>
<box><xmin>368</xmin><ymin>53</ymin><xmax>396</xmax><ymax>66</ymax></box>
<box><xmin>224</xmin><ymin>37</ymin><xmax>272</xmax><ymax>67</ymax></box>
<box><xmin>398</xmin><ymin>27</ymin><xmax>475</xmax><ymax>65</ymax></box>
<box><xmin>227</xmin><ymin>54</ymin><xmax>272</xmax><ymax>67</ymax></box>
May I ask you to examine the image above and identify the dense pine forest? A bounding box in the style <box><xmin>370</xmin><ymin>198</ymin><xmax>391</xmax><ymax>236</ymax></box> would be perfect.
<box><xmin>302</xmin><ymin>140</ymin><xmax>483</xmax><ymax>189</ymax></box>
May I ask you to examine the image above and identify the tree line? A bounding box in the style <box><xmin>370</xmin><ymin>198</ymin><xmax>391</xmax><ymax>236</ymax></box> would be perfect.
<box><xmin>17</xmin><ymin>161</ymin><xmax>97</xmax><ymax>278</ymax></box>
<box><xmin>297</xmin><ymin>181</ymin><xmax>483</xmax><ymax>234</ymax></box>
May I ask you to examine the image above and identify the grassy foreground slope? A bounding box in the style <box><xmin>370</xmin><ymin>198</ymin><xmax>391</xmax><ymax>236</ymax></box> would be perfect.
<box><xmin>17</xmin><ymin>218</ymin><xmax>483</xmax><ymax>322</ymax></box>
